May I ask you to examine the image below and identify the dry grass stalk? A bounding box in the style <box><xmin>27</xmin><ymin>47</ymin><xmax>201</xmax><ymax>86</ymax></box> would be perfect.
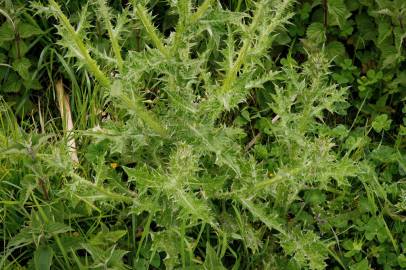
<box><xmin>55</xmin><ymin>79</ymin><xmax>79</xmax><ymax>164</ymax></box>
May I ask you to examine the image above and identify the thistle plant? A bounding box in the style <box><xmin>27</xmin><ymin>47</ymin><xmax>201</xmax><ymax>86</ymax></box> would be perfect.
<box><xmin>1</xmin><ymin>0</ymin><xmax>387</xmax><ymax>269</ymax></box>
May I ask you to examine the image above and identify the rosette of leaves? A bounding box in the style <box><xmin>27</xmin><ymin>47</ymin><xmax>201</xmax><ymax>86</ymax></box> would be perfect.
<box><xmin>10</xmin><ymin>0</ymin><xmax>372</xmax><ymax>269</ymax></box>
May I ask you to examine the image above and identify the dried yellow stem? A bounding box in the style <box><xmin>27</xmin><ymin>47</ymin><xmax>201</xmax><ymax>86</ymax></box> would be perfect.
<box><xmin>55</xmin><ymin>79</ymin><xmax>79</xmax><ymax>164</ymax></box>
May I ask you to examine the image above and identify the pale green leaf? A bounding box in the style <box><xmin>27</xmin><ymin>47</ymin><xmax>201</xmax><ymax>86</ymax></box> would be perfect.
<box><xmin>34</xmin><ymin>246</ymin><xmax>54</xmax><ymax>270</ymax></box>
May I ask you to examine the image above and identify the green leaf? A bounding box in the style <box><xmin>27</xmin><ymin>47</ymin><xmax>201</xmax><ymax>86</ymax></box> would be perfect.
<box><xmin>339</xmin><ymin>20</ymin><xmax>354</xmax><ymax>37</ymax></box>
<box><xmin>0</xmin><ymin>52</ymin><xmax>7</xmax><ymax>63</ymax></box>
<box><xmin>24</xmin><ymin>78</ymin><xmax>42</xmax><ymax>90</ymax></box>
<box><xmin>349</xmin><ymin>258</ymin><xmax>369</xmax><ymax>270</ymax></box>
<box><xmin>372</xmin><ymin>114</ymin><xmax>392</xmax><ymax>132</ymax></box>
<box><xmin>306</xmin><ymin>22</ymin><xmax>326</xmax><ymax>44</ymax></box>
<box><xmin>45</xmin><ymin>222</ymin><xmax>73</xmax><ymax>235</ymax></box>
<box><xmin>346</xmin><ymin>0</ymin><xmax>360</xmax><ymax>11</ymax></box>
<box><xmin>377</xmin><ymin>20</ymin><xmax>392</xmax><ymax>45</ymax></box>
<box><xmin>241</xmin><ymin>110</ymin><xmax>250</xmax><ymax>121</ymax></box>
<box><xmin>370</xmin><ymin>145</ymin><xmax>397</xmax><ymax>163</ymax></box>
<box><xmin>356</xmin><ymin>13</ymin><xmax>376</xmax><ymax>42</ymax></box>
<box><xmin>82</xmin><ymin>244</ymin><xmax>128</xmax><ymax>269</ymax></box>
<box><xmin>299</xmin><ymin>2</ymin><xmax>312</xmax><ymax>20</ymax></box>
<box><xmin>328</xmin><ymin>0</ymin><xmax>351</xmax><ymax>27</ymax></box>
<box><xmin>359</xmin><ymin>0</ymin><xmax>374</xmax><ymax>8</ymax></box>
<box><xmin>2</xmin><ymin>72</ymin><xmax>22</xmax><ymax>93</ymax></box>
<box><xmin>89</xmin><ymin>230</ymin><xmax>127</xmax><ymax>247</ymax></box>
<box><xmin>326</xmin><ymin>41</ymin><xmax>346</xmax><ymax>62</ymax></box>
<box><xmin>239</xmin><ymin>199</ymin><xmax>285</xmax><ymax>233</ymax></box>
<box><xmin>34</xmin><ymin>246</ymin><xmax>54</xmax><ymax>270</ymax></box>
<box><xmin>203</xmin><ymin>243</ymin><xmax>226</xmax><ymax>270</ymax></box>
<box><xmin>279</xmin><ymin>229</ymin><xmax>328</xmax><ymax>270</ymax></box>
<box><xmin>151</xmin><ymin>230</ymin><xmax>181</xmax><ymax>269</ymax></box>
<box><xmin>274</xmin><ymin>31</ymin><xmax>292</xmax><ymax>45</ymax></box>
<box><xmin>12</xmin><ymin>57</ymin><xmax>31</xmax><ymax>80</ymax></box>
<box><xmin>7</xmin><ymin>227</ymin><xmax>34</xmax><ymax>249</ymax></box>
<box><xmin>381</xmin><ymin>45</ymin><xmax>398</xmax><ymax>68</ymax></box>
<box><xmin>254</xmin><ymin>144</ymin><xmax>268</xmax><ymax>159</ymax></box>
<box><xmin>18</xmin><ymin>23</ymin><xmax>43</xmax><ymax>38</ymax></box>
<box><xmin>0</xmin><ymin>22</ymin><xmax>14</xmax><ymax>43</ymax></box>
<box><xmin>400</xmin><ymin>125</ymin><xmax>406</xmax><ymax>136</ymax></box>
<box><xmin>361</xmin><ymin>216</ymin><xmax>387</xmax><ymax>242</ymax></box>
<box><xmin>304</xmin><ymin>189</ymin><xmax>326</xmax><ymax>205</ymax></box>
<box><xmin>10</xmin><ymin>40</ymin><xmax>29</xmax><ymax>58</ymax></box>
<box><xmin>399</xmin><ymin>254</ymin><xmax>406</xmax><ymax>268</ymax></box>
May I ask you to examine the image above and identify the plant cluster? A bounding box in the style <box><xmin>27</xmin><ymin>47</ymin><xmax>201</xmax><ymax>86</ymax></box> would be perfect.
<box><xmin>0</xmin><ymin>0</ymin><xmax>405</xmax><ymax>269</ymax></box>
<box><xmin>0</xmin><ymin>1</ymin><xmax>43</xmax><ymax>116</ymax></box>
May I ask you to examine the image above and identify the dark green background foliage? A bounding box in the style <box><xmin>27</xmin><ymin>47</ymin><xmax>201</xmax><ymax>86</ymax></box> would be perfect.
<box><xmin>0</xmin><ymin>0</ymin><xmax>405</xmax><ymax>269</ymax></box>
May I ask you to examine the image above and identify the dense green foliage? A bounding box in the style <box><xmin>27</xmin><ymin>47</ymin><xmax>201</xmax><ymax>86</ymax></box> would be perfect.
<box><xmin>0</xmin><ymin>0</ymin><xmax>405</xmax><ymax>269</ymax></box>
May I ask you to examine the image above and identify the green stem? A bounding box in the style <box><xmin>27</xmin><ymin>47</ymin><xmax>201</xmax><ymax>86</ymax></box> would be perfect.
<box><xmin>220</xmin><ymin>1</ymin><xmax>266</xmax><ymax>93</ymax></box>
<box><xmin>49</xmin><ymin>0</ymin><xmax>110</xmax><ymax>88</ymax></box>
<box><xmin>136</xmin><ymin>5</ymin><xmax>169</xmax><ymax>57</ymax></box>
<box><xmin>191</xmin><ymin>0</ymin><xmax>213</xmax><ymax>23</ymax></box>
<box><xmin>97</xmin><ymin>0</ymin><xmax>124</xmax><ymax>72</ymax></box>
